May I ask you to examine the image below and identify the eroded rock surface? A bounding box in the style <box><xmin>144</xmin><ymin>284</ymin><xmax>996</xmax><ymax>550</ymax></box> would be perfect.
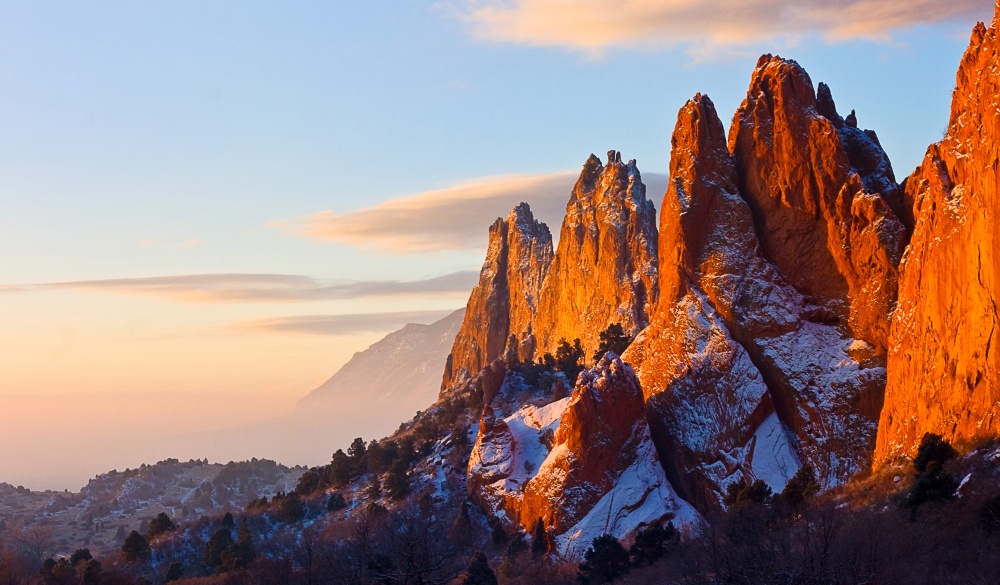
<box><xmin>730</xmin><ymin>55</ymin><xmax>907</xmax><ymax>355</ymax></box>
<box><xmin>467</xmin><ymin>355</ymin><xmax>697</xmax><ymax>557</ymax></box>
<box><xmin>630</xmin><ymin>69</ymin><xmax>900</xmax><ymax>500</ymax></box>
<box><xmin>876</xmin><ymin>7</ymin><xmax>1000</xmax><ymax>464</ymax></box>
<box><xmin>442</xmin><ymin>203</ymin><xmax>553</xmax><ymax>390</ymax></box>
<box><xmin>533</xmin><ymin>152</ymin><xmax>659</xmax><ymax>359</ymax></box>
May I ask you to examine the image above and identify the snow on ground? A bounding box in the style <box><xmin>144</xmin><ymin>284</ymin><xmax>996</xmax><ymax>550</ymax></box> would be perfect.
<box><xmin>555</xmin><ymin>432</ymin><xmax>701</xmax><ymax>560</ymax></box>
<box><xmin>747</xmin><ymin>412</ymin><xmax>801</xmax><ymax>492</ymax></box>
<box><xmin>499</xmin><ymin>398</ymin><xmax>570</xmax><ymax>488</ymax></box>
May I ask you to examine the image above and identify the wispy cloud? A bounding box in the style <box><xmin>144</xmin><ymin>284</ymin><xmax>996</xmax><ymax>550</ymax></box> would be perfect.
<box><xmin>7</xmin><ymin>272</ymin><xmax>479</xmax><ymax>304</ymax></box>
<box><xmin>458</xmin><ymin>0</ymin><xmax>990</xmax><ymax>54</ymax></box>
<box><xmin>279</xmin><ymin>170</ymin><xmax>667</xmax><ymax>254</ymax></box>
<box><xmin>223</xmin><ymin>310</ymin><xmax>458</xmax><ymax>336</ymax></box>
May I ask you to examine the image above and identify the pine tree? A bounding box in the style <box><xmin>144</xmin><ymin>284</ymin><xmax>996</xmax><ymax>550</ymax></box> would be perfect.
<box><xmin>121</xmin><ymin>530</ymin><xmax>149</xmax><ymax>562</ymax></box>
<box><xmin>530</xmin><ymin>518</ymin><xmax>550</xmax><ymax>557</ymax></box>
<box><xmin>780</xmin><ymin>465</ymin><xmax>820</xmax><ymax>511</ymax></box>
<box><xmin>348</xmin><ymin>437</ymin><xmax>367</xmax><ymax>472</ymax></box>
<box><xmin>578</xmin><ymin>535</ymin><xmax>630</xmax><ymax>584</ymax></box>
<box><xmin>220</xmin><ymin>519</ymin><xmax>257</xmax><ymax>571</ymax></box>
<box><xmin>79</xmin><ymin>559</ymin><xmax>102</xmax><ymax>585</ymax></box>
<box><xmin>367</xmin><ymin>474</ymin><xmax>382</xmax><ymax>500</ymax></box>
<box><xmin>724</xmin><ymin>478</ymin><xmax>773</xmax><ymax>508</ymax></box>
<box><xmin>328</xmin><ymin>449</ymin><xmax>353</xmax><ymax>487</ymax></box>
<box><xmin>147</xmin><ymin>512</ymin><xmax>176</xmax><ymax>539</ymax></box>
<box><xmin>70</xmin><ymin>548</ymin><xmax>93</xmax><ymax>566</ymax></box>
<box><xmin>554</xmin><ymin>338</ymin><xmax>585</xmax><ymax>382</ymax></box>
<box><xmin>204</xmin><ymin>527</ymin><xmax>234</xmax><ymax>569</ymax></box>
<box><xmin>384</xmin><ymin>459</ymin><xmax>410</xmax><ymax>499</ymax></box>
<box><xmin>278</xmin><ymin>492</ymin><xmax>305</xmax><ymax>522</ymax></box>
<box><xmin>904</xmin><ymin>433</ymin><xmax>959</xmax><ymax>516</ymax></box>
<box><xmin>629</xmin><ymin>523</ymin><xmax>675</xmax><ymax>566</ymax></box>
<box><xmin>461</xmin><ymin>550</ymin><xmax>498</xmax><ymax>585</ymax></box>
<box><xmin>327</xmin><ymin>492</ymin><xmax>347</xmax><ymax>512</ymax></box>
<box><xmin>592</xmin><ymin>323</ymin><xmax>632</xmax><ymax>362</ymax></box>
<box><xmin>450</xmin><ymin>500</ymin><xmax>474</xmax><ymax>544</ymax></box>
<box><xmin>489</xmin><ymin>517</ymin><xmax>508</xmax><ymax>548</ymax></box>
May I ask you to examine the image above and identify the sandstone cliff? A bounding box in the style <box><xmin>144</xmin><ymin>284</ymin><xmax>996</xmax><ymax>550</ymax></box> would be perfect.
<box><xmin>730</xmin><ymin>55</ymin><xmax>907</xmax><ymax>355</ymax></box>
<box><xmin>626</xmin><ymin>95</ymin><xmax>799</xmax><ymax>508</ymax></box>
<box><xmin>875</xmin><ymin>5</ymin><xmax>1000</xmax><ymax>464</ymax></box>
<box><xmin>533</xmin><ymin>151</ymin><xmax>659</xmax><ymax>360</ymax></box>
<box><xmin>628</xmin><ymin>60</ymin><xmax>905</xmax><ymax>501</ymax></box>
<box><xmin>442</xmin><ymin>203</ymin><xmax>553</xmax><ymax>389</ymax></box>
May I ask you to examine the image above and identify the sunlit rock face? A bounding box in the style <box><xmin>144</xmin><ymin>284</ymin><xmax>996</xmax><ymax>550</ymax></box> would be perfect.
<box><xmin>533</xmin><ymin>152</ymin><xmax>659</xmax><ymax>361</ymax></box>
<box><xmin>626</xmin><ymin>94</ymin><xmax>801</xmax><ymax>508</ymax></box>
<box><xmin>629</xmin><ymin>55</ymin><xmax>908</xmax><ymax>501</ymax></box>
<box><xmin>467</xmin><ymin>355</ymin><xmax>698</xmax><ymax>558</ymax></box>
<box><xmin>876</xmin><ymin>6</ymin><xmax>1000</xmax><ymax>465</ymax></box>
<box><xmin>443</xmin><ymin>152</ymin><xmax>658</xmax><ymax>390</ymax></box>
<box><xmin>726</xmin><ymin>56</ymin><xmax>907</xmax><ymax>482</ymax></box>
<box><xmin>441</xmin><ymin>203</ymin><xmax>553</xmax><ymax>390</ymax></box>
<box><xmin>729</xmin><ymin>55</ymin><xmax>907</xmax><ymax>358</ymax></box>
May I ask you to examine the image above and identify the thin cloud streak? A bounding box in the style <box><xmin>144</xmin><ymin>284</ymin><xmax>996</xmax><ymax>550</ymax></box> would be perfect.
<box><xmin>282</xmin><ymin>170</ymin><xmax>667</xmax><ymax>253</ymax></box>
<box><xmin>460</xmin><ymin>0</ymin><xmax>991</xmax><ymax>53</ymax></box>
<box><xmin>224</xmin><ymin>310</ymin><xmax>458</xmax><ymax>336</ymax></box>
<box><xmin>7</xmin><ymin>272</ymin><xmax>479</xmax><ymax>304</ymax></box>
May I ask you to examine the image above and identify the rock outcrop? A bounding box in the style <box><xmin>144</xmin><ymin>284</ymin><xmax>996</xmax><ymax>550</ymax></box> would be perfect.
<box><xmin>467</xmin><ymin>355</ymin><xmax>697</xmax><ymax>557</ymax></box>
<box><xmin>442</xmin><ymin>203</ymin><xmax>553</xmax><ymax>390</ymax></box>
<box><xmin>729</xmin><ymin>55</ymin><xmax>908</xmax><ymax>355</ymax></box>
<box><xmin>626</xmin><ymin>95</ymin><xmax>801</xmax><ymax>507</ymax></box>
<box><xmin>628</xmin><ymin>59</ymin><xmax>906</xmax><ymax>502</ymax></box>
<box><xmin>533</xmin><ymin>152</ymin><xmax>658</xmax><ymax>360</ymax></box>
<box><xmin>457</xmin><ymin>12</ymin><xmax>1000</xmax><ymax>528</ymax></box>
<box><xmin>875</xmin><ymin>6</ymin><xmax>1000</xmax><ymax>464</ymax></box>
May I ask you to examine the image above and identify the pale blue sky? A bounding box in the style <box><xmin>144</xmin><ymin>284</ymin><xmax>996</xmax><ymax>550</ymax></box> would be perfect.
<box><xmin>0</xmin><ymin>0</ymin><xmax>993</xmax><ymax>488</ymax></box>
<box><xmin>0</xmin><ymin>2</ymin><xmax>990</xmax><ymax>281</ymax></box>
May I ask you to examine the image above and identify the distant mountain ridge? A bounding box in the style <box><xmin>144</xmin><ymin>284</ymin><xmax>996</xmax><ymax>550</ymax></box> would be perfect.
<box><xmin>298</xmin><ymin>308</ymin><xmax>464</xmax><ymax>416</ymax></box>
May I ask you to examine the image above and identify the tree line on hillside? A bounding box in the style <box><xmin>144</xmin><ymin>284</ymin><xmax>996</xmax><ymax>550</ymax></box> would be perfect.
<box><xmin>5</xmin><ymin>432</ymin><xmax>999</xmax><ymax>585</ymax></box>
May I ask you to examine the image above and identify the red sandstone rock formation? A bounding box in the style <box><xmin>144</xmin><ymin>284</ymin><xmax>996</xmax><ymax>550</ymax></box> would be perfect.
<box><xmin>441</xmin><ymin>203</ymin><xmax>553</xmax><ymax>390</ymax></box>
<box><xmin>627</xmin><ymin>95</ymin><xmax>800</xmax><ymax>507</ymax></box>
<box><xmin>533</xmin><ymin>152</ymin><xmax>658</xmax><ymax>361</ymax></box>
<box><xmin>730</xmin><ymin>55</ymin><xmax>907</xmax><ymax>355</ymax></box>
<box><xmin>629</xmin><ymin>60</ymin><xmax>905</xmax><ymax>500</ymax></box>
<box><xmin>875</xmin><ymin>5</ymin><xmax>1000</xmax><ymax>464</ymax></box>
<box><xmin>467</xmin><ymin>354</ymin><xmax>696</xmax><ymax>556</ymax></box>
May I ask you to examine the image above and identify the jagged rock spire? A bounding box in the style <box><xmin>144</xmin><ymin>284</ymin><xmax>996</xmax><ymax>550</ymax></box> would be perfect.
<box><xmin>441</xmin><ymin>203</ymin><xmax>552</xmax><ymax>390</ymax></box>
<box><xmin>729</xmin><ymin>54</ymin><xmax>907</xmax><ymax>355</ymax></box>
<box><xmin>533</xmin><ymin>151</ymin><xmax>658</xmax><ymax>360</ymax></box>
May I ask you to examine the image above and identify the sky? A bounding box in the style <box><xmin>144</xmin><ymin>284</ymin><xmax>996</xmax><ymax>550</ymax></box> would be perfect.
<box><xmin>0</xmin><ymin>0</ymin><xmax>994</xmax><ymax>489</ymax></box>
